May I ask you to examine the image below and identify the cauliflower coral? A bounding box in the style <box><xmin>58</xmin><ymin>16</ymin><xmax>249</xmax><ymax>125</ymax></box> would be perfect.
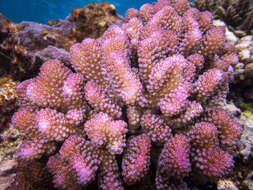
<box><xmin>12</xmin><ymin>0</ymin><xmax>242</xmax><ymax>189</ymax></box>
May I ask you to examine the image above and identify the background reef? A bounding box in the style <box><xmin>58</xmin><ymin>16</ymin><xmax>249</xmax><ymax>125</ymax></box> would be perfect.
<box><xmin>0</xmin><ymin>0</ymin><xmax>157</xmax><ymax>24</ymax></box>
<box><xmin>0</xmin><ymin>2</ymin><xmax>124</xmax><ymax>81</ymax></box>
<box><xmin>193</xmin><ymin>0</ymin><xmax>253</xmax><ymax>37</ymax></box>
<box><xmin>0</xmin><ymin>0</ymin><xmax>253</xmax><ymax>190</ymax></box>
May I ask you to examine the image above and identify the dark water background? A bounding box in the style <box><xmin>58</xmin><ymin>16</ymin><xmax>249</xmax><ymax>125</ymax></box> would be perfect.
<box><xmin>0</xmin><ymin>0</ymin><xmax>156</xmax><ymax>23</ymax></box>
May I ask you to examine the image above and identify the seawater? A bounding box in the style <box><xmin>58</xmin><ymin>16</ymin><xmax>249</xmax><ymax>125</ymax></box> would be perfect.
<box><xmin>0</xmin><ymin>0</ymin><xmax>157</xmax><ymax>23</ymax></box>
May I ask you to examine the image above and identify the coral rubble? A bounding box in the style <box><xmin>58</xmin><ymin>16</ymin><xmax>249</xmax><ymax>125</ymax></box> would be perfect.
<box><xmin>11</xmin><ymin>0</ymin><xmax>243</xmax><ymax>189</ymax></box>
<box><xmin>0</xmin><ymin>76</ymin><xmax>19</xmax><ymax>131</ymax></box>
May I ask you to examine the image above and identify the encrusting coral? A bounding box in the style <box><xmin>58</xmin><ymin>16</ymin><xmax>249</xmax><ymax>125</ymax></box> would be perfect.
<box><xmin>11</xmin><ymin>0</ymin><xmax>243</xmax><ymax>189</ymax></box>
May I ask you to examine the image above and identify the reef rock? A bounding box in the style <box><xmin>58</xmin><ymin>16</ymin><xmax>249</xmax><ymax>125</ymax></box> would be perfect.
<box><xmin>0</xmin><ymin>160</ymin><xmax>17</xmax><ymax>190</ymax></box>
<box><xmin>0</xmin><ymin>1</ymin><xmax>124</xmax><ymax>81</ymax></box>
<box><xmin>0</xmin><ymin>77</ymin><xmax>19</xmax><ymax>132</ymax></box>
<box><xmin>217</xmin><ymin>179</ymin><xmax>238</xmax><ymax>190</ymax></box>
<box><xmin>193</xmin><ymin>0</ymin><xmax>253</xmax><ymax>37</ymax></box>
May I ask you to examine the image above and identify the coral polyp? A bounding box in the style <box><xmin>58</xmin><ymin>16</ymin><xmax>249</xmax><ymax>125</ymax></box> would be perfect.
<box><xmin>11</xmin><ymin>0</ymin><xmax>243</xmax><ymax>189</ymax></box>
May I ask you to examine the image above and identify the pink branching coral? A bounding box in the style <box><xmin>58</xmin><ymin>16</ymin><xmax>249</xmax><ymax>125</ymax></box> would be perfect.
<box><xmin>84</xmin><ymin>112</ymin><xmax>128</xmax><ymax>155</ymax></box>
<box><xmin>158</xmin><ymin>134</ymin><xmax>191</xmax><ymax>178</ymax></box>
<box><xmin>189</xmin><ymin>122</ymin><xmax>234</xmax><ymax>178</ymax></box>
<box><xmin>140</xmin><ymin>113</ymin><xmax>172</xmax><ymax>144</ymax></box>
<box><xmin>205</xmin><ymin>108</ymin><xmax>243</xmax><ymax>153</ymax></box>
<box><xmin>122</xmin><ymin>134</ymin><xmax>151</xmax><ymax>185</ymax></box>
<box><xmin>194</xmin><ymin>146</ymin><xmax>234</xmax><ymax>178</ymax></box>
<box><xmin>47</xmin><ymin>135</ymin><xmax>101</xmax><ymax>189</ymax></box>
<box><xmin>98</xmin><ymin>150</ymin><xmax>124</xmax><ymax>190</ymax></box>
<box><xmin>84</xmin><ymin>81</ymin><xmax>122</xmax><ymax>118</ymax></box>
<box><xmin>156</xmin><ymin>134</ymin><xmax>191</xmax><ymax>189</ymax></box>
<box><xmin>11</xmin><ymin>0</ymin><xmax>243</xmax><ymax>189</ymax></box>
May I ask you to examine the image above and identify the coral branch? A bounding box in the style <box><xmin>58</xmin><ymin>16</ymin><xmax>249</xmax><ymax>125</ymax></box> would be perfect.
<box><xmin>85</xmin><ymin>81</ymin><xmax>122</xmax><ymax>118</ymax></box>
<box><xmin>122</xmin><ymin>134</ymin><xmax>151</xmax><ymax>185</ymax></box>
<box><xmin>84</xmin><ymin>112</ymin><xmax>128</xmax><ymax>154</ymax></box>
<box><xmin>158</xmin><ymin>134</ymin><xmax>191</xmax><ymax>178</ymax></box>
<box><xmin>141</xmin><ymin>113</ymin><xmax>171</xmax><ymax>144</ymax></box>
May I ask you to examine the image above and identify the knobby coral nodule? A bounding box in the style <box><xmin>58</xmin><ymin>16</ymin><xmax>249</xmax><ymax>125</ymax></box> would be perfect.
<box><xmin>12</xmin><ymin>0</ymin><xmax>242</xmax><ymax>189</ymax></box>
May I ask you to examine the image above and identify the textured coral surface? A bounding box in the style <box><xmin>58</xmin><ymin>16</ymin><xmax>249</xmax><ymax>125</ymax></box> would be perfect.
<box><xmin>11</xmin><ymin>0</ymin><xmax>243</xmax><ymax>189</ymax></box>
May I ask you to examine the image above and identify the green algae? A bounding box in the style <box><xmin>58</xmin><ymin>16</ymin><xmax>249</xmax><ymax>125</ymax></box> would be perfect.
<box><xmin>239</xmin><ymin>103</ymin><xmax>253</xmax><ymax>121</ymax></box>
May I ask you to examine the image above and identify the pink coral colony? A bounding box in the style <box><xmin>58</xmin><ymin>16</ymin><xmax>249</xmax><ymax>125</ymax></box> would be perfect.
<box><xmin>12</xmin><ymin>0</ymin><xmax>242</xmax><ymax>189</ymax></box>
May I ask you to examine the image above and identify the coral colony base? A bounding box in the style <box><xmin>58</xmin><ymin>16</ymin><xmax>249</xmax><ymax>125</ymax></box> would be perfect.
<box><xmin>11</xmin><ymin>0</ymin><xmax>242</xmax><ymax>189</ymax></box>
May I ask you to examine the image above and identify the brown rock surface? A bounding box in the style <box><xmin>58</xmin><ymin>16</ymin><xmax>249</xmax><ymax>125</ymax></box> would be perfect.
<box><xmin>0</xmin><ymin>160</ymin><xmax>17</xmax><ymax>190</ymax></box>
<box><xmin>66</xmin><ymin>1</ymin><xmax>124</xmax><ymax>42</ymax></box>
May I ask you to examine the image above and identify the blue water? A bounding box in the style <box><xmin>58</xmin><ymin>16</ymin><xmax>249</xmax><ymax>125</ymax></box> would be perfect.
<box><xmin>0</xmin><ymin>0</ymin><xmax>155</xmax><ymax>23</ymax></box>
